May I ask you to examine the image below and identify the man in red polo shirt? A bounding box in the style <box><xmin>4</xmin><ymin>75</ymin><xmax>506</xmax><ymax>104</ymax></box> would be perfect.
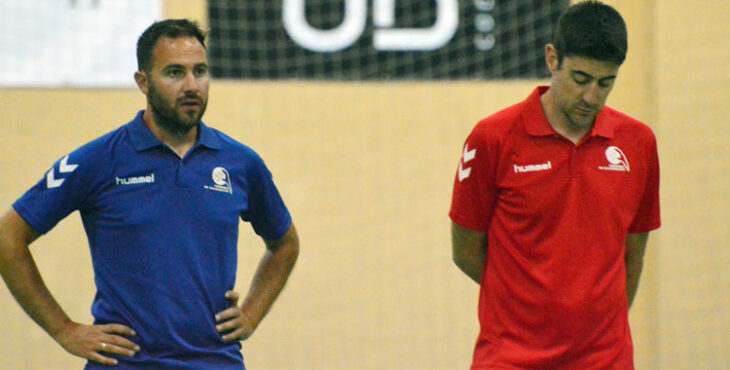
<box><xmin>449</xmin><ymin>2</ymin><xmax>660</xmax><ymax>369</ymax></box>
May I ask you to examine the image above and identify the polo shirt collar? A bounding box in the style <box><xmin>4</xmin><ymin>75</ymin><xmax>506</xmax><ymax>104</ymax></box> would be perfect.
<box><xmin>197</xmin><ymin>121</ymin><xmax>223</xmax><ymax>150</ymax></box>
<box><xmin>591</xmin><ymin>109</ymin><xmax>616</xmax><ymax>139</ymax></box>
<box><xmin>126</xmin><ymin>110</ymin><xmax>223</xmax><ymax>152</ymax></box>
<box><xmin>522</xmin><ymin>86</ymin><xmax>615</xmax><ymax>139</ymax></box>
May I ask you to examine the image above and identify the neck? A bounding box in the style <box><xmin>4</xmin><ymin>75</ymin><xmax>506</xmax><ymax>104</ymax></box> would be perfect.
<box><xmin>142</xmin><ymin>109</ymin><xmax>198</xmax><ymax>158</ymax></box>
<box><xmin>540</xmin><ymin>89</ymin><xmax>591</xmax><ymax>145</ymax></box>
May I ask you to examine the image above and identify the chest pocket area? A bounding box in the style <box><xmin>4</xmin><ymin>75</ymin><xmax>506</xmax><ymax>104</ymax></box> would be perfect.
<box><xmin>585</xmin><ymin>148</ymin><xmax>645</xmax><ymax>226</ymax></box>
<box><xmin>191</xmin><ymin>186</ymin><xmax>248</xmax><ymax>230</ymax></box>
<box><xmin>498</xmin><ymin>153</ymin><xmax>567</xmax><ymax>226</ymax></box>
<box><xmin>92</xmin><ymin>180</ymin><xmax>163</xmax><ymax>227</ymax></box>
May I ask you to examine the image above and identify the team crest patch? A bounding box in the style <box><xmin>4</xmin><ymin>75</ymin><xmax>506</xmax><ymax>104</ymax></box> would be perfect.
<box><xmin>204</xmin><ymin>167</ymin><xmax>233</xmax><ymax>194</ymax></box>
<box><xmin>599</xmin><ymin>146</ymin><xmax>630</xmax><ymax>172</ymax></box>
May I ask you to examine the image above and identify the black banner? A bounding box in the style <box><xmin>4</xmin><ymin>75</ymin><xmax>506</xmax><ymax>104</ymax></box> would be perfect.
<box><xmin>208</xmin><ymin>0</ymin><xmax>568</xmax><ymax>80</ymax></box>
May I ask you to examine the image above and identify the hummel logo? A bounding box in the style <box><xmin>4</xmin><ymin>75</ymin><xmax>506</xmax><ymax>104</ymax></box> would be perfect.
<box><xmin>46</xmin><ymin>155</ymin><xmax>78</xmax><ymax>189</ymax></box>
<box><xmin>116</xmin><ymin>174</ymin><xmax>155</xmax><ymax>186</ymax></box>
<box><xmin>458</xmin><ymin>143</ymin><xmax>476</xmax><ymax>182</ymax></box>
<box><xmin>514</xmin><ymin>161</ymin><xmax>552</xmax><ymax>173</ymax></box>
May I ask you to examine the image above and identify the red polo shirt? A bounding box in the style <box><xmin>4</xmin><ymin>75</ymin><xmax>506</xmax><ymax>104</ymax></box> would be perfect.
<box><xmin>450</xmin><ymin>87</ymin><xmax>660</xmax><ymax>369</ymax></box>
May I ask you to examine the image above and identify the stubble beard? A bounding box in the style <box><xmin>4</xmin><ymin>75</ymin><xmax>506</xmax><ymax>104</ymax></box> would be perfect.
<box><xmin>148</xmin><ymin>82</ymin><xmax>208</xmax><ymax>136</ymax></box>
<box><xmin>560</xmin><ymin>97</ymin><xmax>599</xmax><ymax>129</ymax></box>
<box><xmin>567</xmin><ymin>108</ymin><xmax>596</xmax><ymax>128</ymax></box>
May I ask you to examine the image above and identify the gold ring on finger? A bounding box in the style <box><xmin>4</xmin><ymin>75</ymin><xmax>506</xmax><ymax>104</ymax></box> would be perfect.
<box><xmin>101</xmin><ymin>342</ymin><xmax>107</xmax><ymax>351</ymax></box>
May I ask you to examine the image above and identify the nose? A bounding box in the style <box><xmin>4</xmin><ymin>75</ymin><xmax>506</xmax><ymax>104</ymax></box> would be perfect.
<box><xmin>582</xmin><ymin>84</ymin><xmax>601</xmax><ymax>107</ymax></box>
<box><xmin>182</xmin><ymin>71</ymin><xmax>199</xmax><ymax>92</ymax></box>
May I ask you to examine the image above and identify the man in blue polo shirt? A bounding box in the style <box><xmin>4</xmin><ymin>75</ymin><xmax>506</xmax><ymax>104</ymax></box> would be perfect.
<box><xmin>0</xmin><ymin>20</ymin><xmax>299</xmax><ymax>369</ymax></box>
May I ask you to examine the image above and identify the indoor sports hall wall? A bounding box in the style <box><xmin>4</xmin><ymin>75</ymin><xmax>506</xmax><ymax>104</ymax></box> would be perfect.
<box><xmin>0</xmin><ymin>0</ymin><xmax>727</xmax><ymax>369</ymax></box>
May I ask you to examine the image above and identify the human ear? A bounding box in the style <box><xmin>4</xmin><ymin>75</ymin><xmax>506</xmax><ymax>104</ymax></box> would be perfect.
<box><xmin>545</xmin><ymin>44</ymin><xmax>559</xmax><ymax>74</ymax></box>
<box><xmin>134</xmin><ymin>71</ymin><xmax>149</xmax><ymax>96</ymax></box>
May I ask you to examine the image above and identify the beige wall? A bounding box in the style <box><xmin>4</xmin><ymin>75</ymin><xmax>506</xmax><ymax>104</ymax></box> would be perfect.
<box><xmin>654</xmin><ymin>0</ymin><xmax>730</xmax><ymax>368</ymax></box>
<box><xmin>1</xmin><ymin>1</ymin><xmax>728</xmax><ymax>369</ymax></box>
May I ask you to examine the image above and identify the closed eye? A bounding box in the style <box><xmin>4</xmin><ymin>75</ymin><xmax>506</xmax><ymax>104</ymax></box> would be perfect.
<box><xmin>598</xmin><ymin>77</ymin><xmax>616</xmax><ymax>88</ymax></box>
<box><xmin>572</xmin><ymin>72</ymin><xmax>591</xmax><ymax>85</ymax></box>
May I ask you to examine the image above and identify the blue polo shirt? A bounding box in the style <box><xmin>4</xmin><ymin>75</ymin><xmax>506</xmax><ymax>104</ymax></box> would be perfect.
<box><xmin>13</xmin><ymin>111</ymin><xmax>292</xmax><ymax>369</ymax></box>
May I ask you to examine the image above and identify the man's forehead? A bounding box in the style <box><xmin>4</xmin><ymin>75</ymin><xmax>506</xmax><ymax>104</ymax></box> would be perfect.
<box><xmin>151</xmin><ymin>36</ymin><xmax>207</xmax><ymax>66</ymax></box>
<box><xmin>152</xmin><ymin>37</ymin><xmax>206</xmax><ymax>55</ymax></box>
<box><xmin>564</xmin><ymin>55</ymin><xmax>619</xmax><ymax>77</ymax></box>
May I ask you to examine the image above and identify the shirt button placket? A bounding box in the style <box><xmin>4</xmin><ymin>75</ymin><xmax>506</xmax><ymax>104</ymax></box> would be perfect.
<box><xmin>569</xmin><ymin>147</ymin><xmax>581</xmax><ymax>177</ymax></box>
<box><xmin>175</xmin><ymin>160</ymin><xmax>188</xmax><ymax>188</ymax></box>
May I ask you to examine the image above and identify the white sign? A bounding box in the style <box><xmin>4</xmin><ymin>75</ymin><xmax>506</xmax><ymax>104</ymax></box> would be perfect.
<box><xmin>0</xmin><ymin>0</ymin><xmax>161</xmax><ymax>87</ymax></box>
<box><xmin>283</xmin><ymin>0</ymin><xmax>459</xmax><ymax>52</ymax></box>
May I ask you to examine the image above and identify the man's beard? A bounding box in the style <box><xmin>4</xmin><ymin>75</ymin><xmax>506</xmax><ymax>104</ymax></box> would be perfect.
<box><xmin>148</xmin><ymin>83</ymin><xmax>207</xmax><ymax>136</ymax></box>
<box><xmin>565</xmin><ymin>102</ymin><xmax>601</xmax><ymax>129</ymax></box>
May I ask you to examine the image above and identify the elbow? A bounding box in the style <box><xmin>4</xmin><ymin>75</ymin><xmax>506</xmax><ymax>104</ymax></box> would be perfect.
<box><xmin>452</xmin><ymin>251</ymin><xmax>468</xmax><ymax>270</ymax></box>
<box><xmin>288</xmin><ymin>240</ymin><xmax>300</xmax><ymax>263</ymax></box>
<box><xmin>625</xmin><ymin>253</ymin><xmax>644</xmax><ymax>271</ymax></box>
<box><xmin>277</xmin><ymin>235</ymin><xmax>299</xmax><ymax>266</ymax></box>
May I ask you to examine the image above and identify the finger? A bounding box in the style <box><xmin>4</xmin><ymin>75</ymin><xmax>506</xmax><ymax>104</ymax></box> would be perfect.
<box><xmin>89</xmin><ymin>351</ymin><xmax>119</xmax><ymax>366</ymax></box>
<box><xmin>216</xmin><ymin>316</ymin><xmax>242</xmax><ymax>333</ymax></box>
<box><xmin>101</xmin><ymin>341</ymin><xmax>137</xmax><ymax>358</ymax></box>
<box><xmin>105</xmin><ymin>334</ymin><xmax>141</xmax><ymax>353</ymax></box>
<box><xmin>225</xmin><ymin>290</ymin><xmax>240</xmax><ymax>307</ymax></box>
<box><xmin>102</xmin><ymin>323</ymin><xmax>137</xmax><ymax>337</ymax></box>
<box><xmin>215</xmin><ymin>307</ymin><xmax>242</xmax><ymax>322</ymax></box>
<box><xmin>221</xmin><ymin>327</ymin><xmax>245</xmax><ymax>342</ymax></box>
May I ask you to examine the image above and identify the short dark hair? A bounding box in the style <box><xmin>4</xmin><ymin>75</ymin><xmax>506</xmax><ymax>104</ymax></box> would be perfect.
<box><xmin>552</xmin><ymin>1</ymin><xmax>627</xmax><ymax>66</ymax></box>
<box><xmin>136</xmin><ymin>19</ymin><xmax>206</xmax><ymax>72</ymax></box>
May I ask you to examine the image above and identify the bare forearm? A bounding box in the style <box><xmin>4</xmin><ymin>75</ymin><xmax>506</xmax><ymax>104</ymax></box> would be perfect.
<box><xmin>0</xmin><ymin>212</ymin><xmax>72</xmax><ymax>340</ymax></box>
<box><xmin>625</xmin><ymin>256</ymin><xmax>643</xmax><ymax>308</ymax></box>
<box><xmin>451</xmin><ymin>222</ymin><xmax>487</xmax><ymax>284</ymax></box>
<box><xmin>625</xmin><ymin>232</ymin><xmax>649</xmax><ymax>309</ymax></box>
<box><xmin>454</xmin><ymin>252</ymin><xmax>484</xmax><ymax>284</ymax></box>
<box><xmin>241</xmin><ymin>226</ymin><xmax>299</xmax><ymax>328</ymax></box>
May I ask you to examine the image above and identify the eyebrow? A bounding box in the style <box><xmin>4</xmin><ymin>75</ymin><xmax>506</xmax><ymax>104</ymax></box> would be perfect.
<box><xmin>162</xmin><ymin>63</ymin><xmax>209</xmax><ymax>70</ymax></box>
<box><xmin>161</xmin><ymin>64</ymin><xmax>184</xmax><ymax>72</ymax></box>
<box><xmin>572</xmin><ymin>70</ymin><xmax>616</xmax><ymax>82</ymax></box>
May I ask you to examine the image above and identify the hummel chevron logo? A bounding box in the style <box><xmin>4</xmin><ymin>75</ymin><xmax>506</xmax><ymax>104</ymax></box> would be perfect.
<box><xmin>59</xmin><ymin>155</ymin><xmax>78</xmax><ymax>173</ymax></box>
<box><xmin>458</xmin><ymin>143</ymin><xmax>476</xmax><ymax>182</ymax></box>
<box><xmin>46</xmin><ymin>155</ymin><xmax>78</xmax><ymax>189</ymax></box>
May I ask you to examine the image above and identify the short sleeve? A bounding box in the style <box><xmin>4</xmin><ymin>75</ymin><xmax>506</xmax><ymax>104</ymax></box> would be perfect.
<box><xmin>13</xmin><ymin>144</ymin><xmax>105</xmax><ymax>235</ymax></box>
<box><xmin>628</xmin><ymin>131</ymin><xmax>661</xmax><ymax>233</ymax></box>
<box><xmin>240</xmin><ymin>154</ymin><xmax>292</xmax><ymax>240</ymax></box>
<box><xmin>449</xmin><ymin>121</ymin><xmax>499</xmax><ymax>232</ymax></box>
